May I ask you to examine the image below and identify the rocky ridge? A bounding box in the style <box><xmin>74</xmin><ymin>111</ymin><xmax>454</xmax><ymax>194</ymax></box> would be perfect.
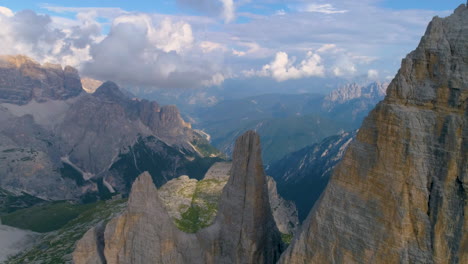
<box><xmin>280</xmin><ymin>4</ymin><xmax>468</xmax><ymax>263</ymax></box>
<box><xmin>0</xmin><ymin>55</ymin><xmax>220</xmax><ymax>201</ymax></box>
<box><xmin>73</xmin><ymin>131</ymin><xmax>284</xmax><ymax>264</ymax></box>
<box><xmin>0</xmin><ymin>55</ymin><xmax>82</xmax><ymax>105</ymax></box>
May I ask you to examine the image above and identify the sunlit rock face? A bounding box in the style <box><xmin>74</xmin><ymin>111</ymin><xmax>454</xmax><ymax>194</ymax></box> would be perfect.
<box><xmin>73</xmin><ymin>131</ymin><xmax>284</xmax><ymax>264</ymax></box>
<box><xmin>0</xmin><ymin>55</ymin><xmax>82</xmax><ymax>105</ymax></box>
<box><xmin>280</xmin><ymin>4</ymin><xmax>468</xmax><ymax>264</ymax></box>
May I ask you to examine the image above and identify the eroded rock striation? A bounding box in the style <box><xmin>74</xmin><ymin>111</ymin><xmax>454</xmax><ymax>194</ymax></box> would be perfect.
<box><xmin>73</xmin><ymin>131</ymin><xmax>284</xmax><ymax>264</ymax></box>
<box><xmin>280</xmin><ymin>4</ymin><xmax>468</xmax><ymax>264</ymax></box>
<box><xmin>0</xmin><ymin>55</ymin><xmax>82</xmax><ymax>105</ymax></box>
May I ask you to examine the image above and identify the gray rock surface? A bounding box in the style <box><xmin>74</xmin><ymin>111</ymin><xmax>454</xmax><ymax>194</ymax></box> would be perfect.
<box><xmin>266</xmin><ymin>176</ymin><xmax>299</xmax><ymax>235</ymax></box>
<box><xmin>73</xmin><ymin>131</ymin><xmax>284</xmax><ymax>264</ymax></box>
<box><xmin>0</xmin><ymin>55</ymin><xmax>82</xmax><ymax>105</ymax></box>
<box><xmin>280</xmin><ymin>4</ymin><xmax>468</xmax><ymax>264</ymax></box>
<box><xmin>0</xmin><ymin>57</ymin><xmax>217</xmax><ymax>200</ymax></box>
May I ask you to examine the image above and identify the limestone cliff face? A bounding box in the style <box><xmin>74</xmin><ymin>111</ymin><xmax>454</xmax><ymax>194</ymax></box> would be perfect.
<box><xmin>73</xmin><ymin>131</ymin><xmax>284</xmax><ymax>264</ymax></box>
<box><xmin>0</xmin><ymin>55</ymin><xmax>82</xmax><ymax>105</ymax></box>
<box><xmin>280</xmin><ymin>4</ymin><xmax>468</xmax><ymax>264</ymax></box>
<box><xmin>201</xmin><ymin>131</ymin><xmax>284</xmax><ymax>263</ymax></box>
<box><xmin>56</xmin><ymin>81</ymin><xmax>208</xmax><ymax>187</ymax></box>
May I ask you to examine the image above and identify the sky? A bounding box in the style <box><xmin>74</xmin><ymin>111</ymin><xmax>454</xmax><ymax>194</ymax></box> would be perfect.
<box><xmin>0</xmin><ymin>0</ymin><xmax>465</xmax><ymax>90</ymax></box>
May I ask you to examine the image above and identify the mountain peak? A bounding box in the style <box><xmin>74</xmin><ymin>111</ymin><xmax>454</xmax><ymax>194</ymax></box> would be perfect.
<box><xmin>280</xmin><ymin>5</ymin><xmax>468</xmax><ymax>263</ymax></box>
<box><xmin>93</xmin><ymin>81</ymin><xmax>127</xmax><ymax>101</ymax></box>
<box><xmin>74</xmin><ymin>131</ymin><xmax>284</xmax><ymax>264</ymax></box>
<box><xmin>0</xmin><ymin>55</ymin><xmax>38</xmax><ymax>68</ymax></box>
<box><xmin>0</xmin><ymin>55</ymin><xmax>82</xmax><ymax>105</ymax></box>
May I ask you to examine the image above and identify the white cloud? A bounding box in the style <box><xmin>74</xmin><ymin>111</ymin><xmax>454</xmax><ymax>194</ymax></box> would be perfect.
<box><xmin>113</xmin><ymin>14</ymin><xmax>195</xmax><ymax>54</ymax></box>
<box><xmin>83</xmin><ymin>13</ymin><xmax>224</xmax><ymax>88</ymax></box>
<box><xmin>176</xmin><ymin>0</ymin><xmax>236</xmax><ymax>23</ymax></box>
<box><xmin>367</xmin><ymin>69</ymin><xmax>379</xmax><ymax>79</ymax></box>
<box><xmin>0</xmin><ymin>7</ymin><xmax>224</xmax><ymax>88</ymax></box>
<box><xmin>200</xmin><ymin>41</ymin><xmax>226</xmax><ymax>53</ymax></box>
<box><xmin>232</xmin><ymin>49</ymin><xmax>246</xmax><ymax>56</ymax></box>
<box><xmin>231</xmin><ymin>41</ymin><xmax>266</xmax><ymax>57</ymax></box>
<box><xmin>0</xmin><ymin>6</ymin><xmax>13</xmax><ymax>17</ymax></box>
<box><xmin>153</xmin><ymin>18</ymin><xmax>194</xmax><ymax>53</ymax></box>
<box><xmin>332</xmin><ymin>58</ymin><xmax>357</xmax><ymax>76</ymax></box>
<box><xmin>275</xmin><ymin>9</ymin><xmax>286</xmax><ymax>16</ymax></box>
<box><xmin>0</xmin><ymin>8</ymin><xmax>95</xmax><ymax>68</ymax></box>
<box><xmin>220</xmin><ymin>0</ymin><xmax>235</xmax><ymax>23</ymax></box>
<box><xmin>256</xmin><ymin>51</ymin><xmax>325</xmax><ymax>81</ymax></box>
<box><xmin>301</xmin><ymin>4</ymin><xmax>348</xmax><ymax>14</ymax></box>
<box><xmin>202</xmin><ymin>73</ymin><xmax>225</xmax><ymax>86</ymax></box>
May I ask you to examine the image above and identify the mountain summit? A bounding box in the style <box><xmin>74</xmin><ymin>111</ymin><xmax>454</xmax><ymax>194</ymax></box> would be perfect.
<box><xmin>0</xmin><ymin>55</ymin><xmax>82</xmax><ymax>105</ymax></box>
<box><xmin>280</xmin><ymin>4</ymin><xmax>468</xmax><ymax>264</ymax></box>
<box><xmin>74</xmin><ymin>131</ymin><xmax>284</xmax><ymax>264</ymax></box>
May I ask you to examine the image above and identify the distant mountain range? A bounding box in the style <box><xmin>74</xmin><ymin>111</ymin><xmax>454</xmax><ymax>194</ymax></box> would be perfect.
<box><xmin>0</xmin><ymin>55</ymin><xmax>222</xmax><ymax>203</ymax></box>
<box><xmin>192</xmin><ymin>81</ymin><xmax>387</xmax><ymax>164</ymax></box>
<box><xmin>268</xmin><ymin>130</ymin><xmax>357</xmax><ymax>221</ymax></box>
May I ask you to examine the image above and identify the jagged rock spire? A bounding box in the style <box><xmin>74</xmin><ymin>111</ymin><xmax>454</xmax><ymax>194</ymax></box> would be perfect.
<box><xmin>207</xmin><ymin>131</ymin><xmax>284</xmax><ymax>263</ymax></box>
<box><xmin>74</xmin><ymin>131</ymin><xmax>284</xmax><ymax>264</ymax></box>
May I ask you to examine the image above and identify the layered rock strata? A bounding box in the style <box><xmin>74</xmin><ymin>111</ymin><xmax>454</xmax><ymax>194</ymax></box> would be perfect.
<box><xmin>280</xmin><ymin>4</ymin><xmax>468</xmax><ymax>264</ymax></box>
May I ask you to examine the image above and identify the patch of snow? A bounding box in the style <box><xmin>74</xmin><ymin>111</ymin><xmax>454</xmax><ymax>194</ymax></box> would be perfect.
<box><xmin>103</xmin><ymin>177</ymin><xmax>116</xmax><ymax>193</ymax></box>
<box><xmin>60</xmin><ymin>156</ymin><xmax>95</xmax><ymax>180</ymax></box>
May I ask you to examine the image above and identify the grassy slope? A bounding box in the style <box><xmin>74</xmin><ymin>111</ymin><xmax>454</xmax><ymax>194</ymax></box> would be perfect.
<box><xmin>1</xmin><ymin>201</ymin><xmax>97</xmax><ymax>233</ymax></box>
<box><xmin>5</xmin><ymin>199</ymin><xmax>127</xmax><ymax>264</ymax></box>
<box><xmin>175</xmin><ymin>179</ymin><xmax>223</xmax><ymax>233</ymax></box>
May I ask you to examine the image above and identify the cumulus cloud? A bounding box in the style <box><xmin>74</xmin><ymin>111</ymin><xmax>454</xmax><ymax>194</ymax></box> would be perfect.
<box><xmin>0</xmin><ymin>7</ymin><xmax>225</xmax><ymax>88</ymax></box>
<box><xmin>176</xmin><ymin>0</ymin><xmax>236</xmax><ymax>23</ymax></box>
<box><xmin>83</xmin><ymin>14</ymin><xmax>224</xmax><ymax>88</ymax></box>
<box><xmin>0</xmin><ymin>6</ymin><xmax>13</xmax><ymax>17</ymax></box>
<box><xmin>253</xmin><ymin>51</ymin><xmax>325</xmax><ymax>81</ymax></box>
<box><xmin>0</xmin><ymin>6</ymin><xmax>97</xmax><ymax>67</ymax></box>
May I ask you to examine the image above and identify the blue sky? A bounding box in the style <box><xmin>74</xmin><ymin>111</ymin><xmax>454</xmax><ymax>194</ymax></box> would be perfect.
<box><xmin>0</xmin><ymin>0</ymin><xmax>465</xmax><ymax>89</ymax></box>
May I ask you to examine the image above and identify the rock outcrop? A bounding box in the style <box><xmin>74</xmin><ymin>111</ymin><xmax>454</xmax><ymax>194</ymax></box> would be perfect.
<box><xmin>159</xmin><ymin>161</ymin><xmax>299</xmax><ymax>235</ymax></box>
<box><xmin>73</xmin><ymin>131</ymin><xmax>284</xmax><ymax>264</ymax></box>
<box><xmin>0</xmin><ymin>55</ymin><xmax>82</xmax><ymax>105</ymax></box>
<box><xmin>280</xmin><ymin>4</ymin><xmax>468</xmax><ymax>264</ymax></box>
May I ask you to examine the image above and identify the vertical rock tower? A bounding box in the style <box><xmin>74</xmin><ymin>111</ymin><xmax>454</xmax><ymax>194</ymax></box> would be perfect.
<box><xmin>200</xmin><ymin>131</ymin><xmax>284</xmax><ymax>263</ymax></box>
<box><xmin>280</xmin><ymin>4</ymin><xmax>468</xmax><ymax>264</ymax></box>
<box><xmin>73</xmin><ymin>131</ymin><xmax>284</xmax><ymax>264</ymax></box>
